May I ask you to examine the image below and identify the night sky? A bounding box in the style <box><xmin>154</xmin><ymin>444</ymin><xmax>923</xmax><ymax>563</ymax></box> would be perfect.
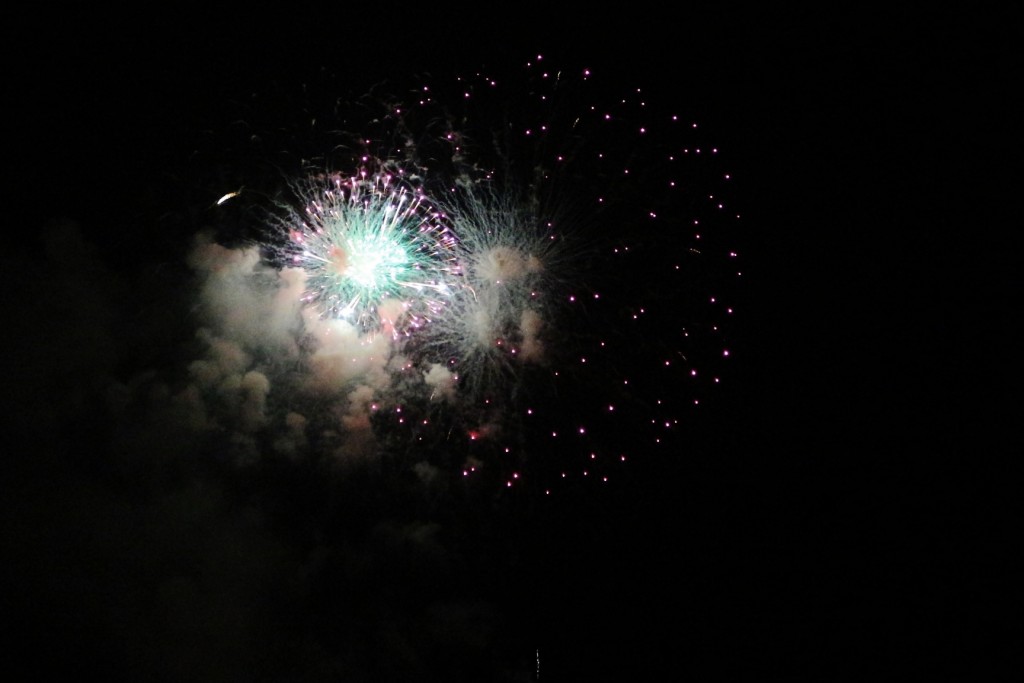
<box><xmin>2</xmin><ymin>6</ymin><xmax>1015</xmax><ymax>681</ymax></box>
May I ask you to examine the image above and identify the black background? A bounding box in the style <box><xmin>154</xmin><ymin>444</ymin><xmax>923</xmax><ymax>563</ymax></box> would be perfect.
<box><xmin>3</xmin><ymin>5</ymin><xmax>1016</xmax><ymax>680</ymax></box>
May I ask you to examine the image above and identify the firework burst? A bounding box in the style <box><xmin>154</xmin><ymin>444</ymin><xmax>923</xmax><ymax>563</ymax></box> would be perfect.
<box><xmin>269</xmin><ymin>165</ymin><xmax>459</xmax><ymax>336</ymax></box>
<box><xmin>421</xmin><ymin>179</ymin><xmax>583</xmax><ymax>403</ymax></box>
<box><xmin>197</xmin><ymin>52</ymin><xmax>742</xmax><ymax>496</ymax></box>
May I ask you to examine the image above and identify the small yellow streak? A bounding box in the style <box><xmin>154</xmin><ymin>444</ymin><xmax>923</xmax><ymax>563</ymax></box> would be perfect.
<box><xmin>215</xmin><ymin>190</ymin><xmax>242</xmax><ymax>206</ymax></box>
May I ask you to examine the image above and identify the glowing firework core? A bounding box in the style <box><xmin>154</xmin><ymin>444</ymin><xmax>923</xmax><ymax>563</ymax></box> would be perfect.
<box><xmin>279</xmin><ymin>170</ymin><xmax>457</xmax><ymax>330</ymax></box>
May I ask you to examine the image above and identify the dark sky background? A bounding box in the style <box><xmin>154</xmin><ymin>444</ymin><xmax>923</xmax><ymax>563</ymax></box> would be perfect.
<box><xmin>2</xmin><ymin>6</ymin><xmax>1016</xmax><ymax>681</ymax></box>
